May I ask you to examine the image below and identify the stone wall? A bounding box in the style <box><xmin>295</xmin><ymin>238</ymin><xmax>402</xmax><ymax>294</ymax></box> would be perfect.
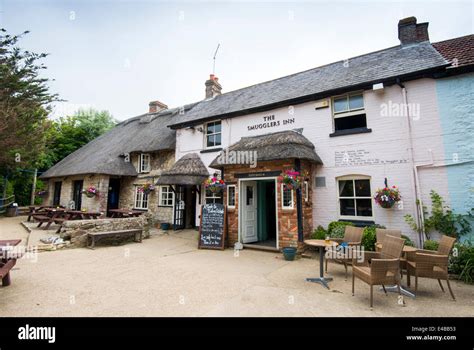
<box><xmin>44</xmin><ymin>174</ymin><xmax>110</xmax><ymax>214</ymax></box>
<box><xmin>223</xmin><ymin>160</ymin><xmax>313</xmax><ymax>251</ymax></box>
<box><xmin>119</xmin><ymin>150</ymin><xmax>175</xmax><ymax>223</ymax></box>
<box><xmin>60</xmin><ymin>213</ymin><xmax>153</xmax><ymax>247</ymax></box>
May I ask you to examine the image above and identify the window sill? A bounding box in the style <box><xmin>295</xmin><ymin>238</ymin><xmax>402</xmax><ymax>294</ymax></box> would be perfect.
<box><xmin>158</xmin><ymin>205</ymin><xmax>173</xmax><ymax>208</ymax></box>
<box><xmin>329</xmin><ymin>127</ymin><xmax>372</xmax><ymax>138</ymax></box>
<box><xmin>282</xmin><ymin>207</ymin><xmax>295</xmax><ymax>211</ymax></box>
<box><xmin>338</xmin><ymin>218</ymin><xmax>375</xmax><ymax>227</ymax></box>
<box><xmin>200</xmin><ymin>147</ymin><xmax>223</xmax><ymax>154</ymax></box>
<box><xmin>133</xmin><ymin>208</ymin><xmax>148</xmax><ymax>211</ymax></box>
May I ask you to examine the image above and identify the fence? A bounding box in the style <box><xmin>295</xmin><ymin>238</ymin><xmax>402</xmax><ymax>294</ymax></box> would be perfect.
<box><xmin>0</xmin><ymin>195</ymin><xmax>15</xmax><ymax>214</ymax></box>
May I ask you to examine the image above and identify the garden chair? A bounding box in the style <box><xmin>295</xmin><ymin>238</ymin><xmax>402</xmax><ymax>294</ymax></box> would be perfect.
<box><xmin>406</xmin><ymin>235</ymin><xmax>456</xmax><ymax>300</ymax></box>
<box><xmin>352</xmin><ymin>235</ymin><xmax>405</xmax><ymax>309</ymax></box>
<box><xmin>325</xmin><ymin>226</ymin><xmax>364</xmax><ymax>280</ymax></box>
<box><xmin>375</xmin><ymin>229</ymin><xmax>401</xmax><ymax>252</ymax></box>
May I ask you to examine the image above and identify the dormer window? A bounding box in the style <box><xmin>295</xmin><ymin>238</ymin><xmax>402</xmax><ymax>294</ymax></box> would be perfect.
<box><xmin>205</xmin><ymin>121</ymin><xmax>222</xmax><ymax>148</ymax></box>
<box><xmin>139</xmin><ymin>153</ymin><xmax>151</xmax><ymax>173</ymax></box>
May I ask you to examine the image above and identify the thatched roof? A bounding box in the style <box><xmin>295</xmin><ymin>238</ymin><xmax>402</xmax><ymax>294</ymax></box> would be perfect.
<box><xmin>156</xmin><ymin>153</ymin><xmax>210</xmax><ymax>186</ymax></box>
<box><xmin>209</xmin><ymin>130</ymin><xmax>323</xmax><ymax>168</ymax></box>
<box><xmin>40</xmin><ymin>104</ymin><xmax>196</xmax><ymax>179</ymax></box>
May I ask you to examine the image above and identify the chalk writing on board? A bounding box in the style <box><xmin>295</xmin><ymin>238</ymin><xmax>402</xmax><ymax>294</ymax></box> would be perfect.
<box><xmin>199</xmin><ymin>203</ymin><xmax>226</xmax><ymax>250</ymax></box>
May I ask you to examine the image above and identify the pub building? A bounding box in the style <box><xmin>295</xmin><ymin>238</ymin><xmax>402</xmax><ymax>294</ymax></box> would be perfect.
<box><xmin>39</xmin><ymin>17</ymin><xmax>473</xmax><ymax>251</ymax></box>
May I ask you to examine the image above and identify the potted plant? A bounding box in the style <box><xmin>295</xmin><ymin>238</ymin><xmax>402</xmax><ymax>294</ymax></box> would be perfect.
<box><xmin>82</xmin><ymin>186</ymin><xmax>98</xmax><ymax>198</ymax></box>
<box><xmin>204</xmin><ymin>175</ymin><xmax>225</xmax><ymax>193</ymax></box>
<box><xmin>374</xmin><ymin>185</ymin><xmax>401</xmax><ymax>209</ymax></box>
<box><xmin>138</xmin><ymin>183</ymin><xmax>155</xmax><ymax>195</ymax></box>
<box><xmin>278</xmin><ymin>169</ymin><xmax>301</xmax><ymax>190</ymax></box>
<box><xmin>282</xmin><ymin>245</ymin><xmax>298</xmax><ymax>261</ymax></box>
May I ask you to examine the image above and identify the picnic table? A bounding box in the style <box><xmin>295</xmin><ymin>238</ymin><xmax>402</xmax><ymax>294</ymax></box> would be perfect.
<box><xmin>108</xmin><ymin>209</ymin><xmax>145</xmax><ymax>218</ymax></box>
<box><xmin>27</xmin><ymin>206</ymin><xmax>60</xmax><ymax>221</ymax></box>
<box><xmin>0</xmin><ymin>239</ymin><xmax>22</xmax><ymax>287</ymax></box>
<box><xmin>32</xmin><ymin>208</ymin><xmax>102</xmax><ymax>233</ymax></box>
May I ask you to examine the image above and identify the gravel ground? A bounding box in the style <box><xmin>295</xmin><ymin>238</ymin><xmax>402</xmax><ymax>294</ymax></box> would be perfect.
<box><xmin>0</xmin><ymin>216</ymin><xmax>473</xmax><ymax>317</ymax></box>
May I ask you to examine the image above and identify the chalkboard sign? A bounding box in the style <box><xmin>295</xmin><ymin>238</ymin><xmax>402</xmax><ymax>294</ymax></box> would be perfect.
<box><xmin>198</xmin><ymin>203</ymin><xmax>226</xmax><ymax>250</ymax></box>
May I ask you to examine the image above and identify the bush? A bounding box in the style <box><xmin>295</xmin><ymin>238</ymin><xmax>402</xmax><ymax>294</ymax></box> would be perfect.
<box><xmin>360</xmin><ymin>225</ymin><xmax>387</xmax><ymax>251</ymax></box>
<box><xmin>311</xmin><ymin>225</ymin><xmax>327</xmax><ymax>240</ymax></box>
<box><xmin>423</xmin><ymin>239</ymin><xmax>439</xmax><ymax>251</ymax></box>
<box><xmin>449</xmin><ymin>242</ymin><xmax>474</xmax><ymax>284</ymax></box>
<box><xmin>402</xmin><ymin>235</ymin><xmax>415</xmax><ymax>247</ymax></box>
<box><xmin>327</xmin><ymin>221</ymin><xmax>353</xmax><ymax>238</ymax></box>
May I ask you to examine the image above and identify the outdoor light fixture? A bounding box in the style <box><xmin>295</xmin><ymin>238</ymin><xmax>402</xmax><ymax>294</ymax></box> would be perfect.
<box><xmin>373</xmin><ymin>82</ymin><xmax>384</xmax><ymax>91</ymax></box>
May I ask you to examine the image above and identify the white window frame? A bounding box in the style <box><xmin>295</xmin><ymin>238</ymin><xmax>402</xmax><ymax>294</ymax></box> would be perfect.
<box><xmin>331</xmin><ymin>92</ymin><xmax>366</xmax><ymax>131</ymax></box>
<box><xmin>159</xmin><ymin>186</ymin><xmax>174</xmax><ymax>207</ymax></box>
<box><xmin>139</xmin><ymin>153</ymin><xmax>151</xmax><ymax>173</ymax></box>
<box><xmin>337</xmin><ymin>175</ymin><xmax>373</xmax><ymax>220</ymax></box>
<box><xmin>204</xmin><ymin>120</ymin><xmax>222</xmax><ymax>149</ymax></box>
<box><xmin>134</xmin><ymin>186</ymin><xmax>149</xmax><ymax>210</ymax></box>
<box><xmin>205</xmin><ymin>188</ymin><xmax>223</xmax><ymax>204</ymax></box>
<box><xmin>304</xmin><ymin>181</ymin><xmax>309</xmax><ymax>202</ymax></box>
<box><xmin>281</xmin><ymin>184</ymin><xmax>294</xmax><ymax>209</ymax></box>
<box><xmin>227</xmin><ymin>185</ymin><xmax>236</xmax><ymax>208</ymax></box>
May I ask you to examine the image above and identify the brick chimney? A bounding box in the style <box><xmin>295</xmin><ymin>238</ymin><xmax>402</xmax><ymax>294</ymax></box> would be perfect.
<box><xmin>205</xmin><ymin>74</ymin><xmax>222</xmax><ymax>99</ymax></box>
<box><xmin>398</xmin><ymin>17</ymin><xmax>429</xmax><ymax>45</ymax></box>
<box><xmin>148</xmin><ymin>100</ymin><xmax>168</xmax><ymax>113</ymax></box>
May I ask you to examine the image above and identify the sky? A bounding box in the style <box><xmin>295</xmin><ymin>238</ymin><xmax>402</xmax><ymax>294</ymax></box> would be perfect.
<box><xmin>2</xmin><ymin>0</ymin><xmax>473</xmax><ymax>121</ymax></box>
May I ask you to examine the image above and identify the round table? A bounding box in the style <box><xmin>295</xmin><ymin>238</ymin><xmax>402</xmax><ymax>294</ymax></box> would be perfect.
<box><xmin>304</xmin><ymin>239</ymin><xmax>339</xmax><ymax>289</ymax></box>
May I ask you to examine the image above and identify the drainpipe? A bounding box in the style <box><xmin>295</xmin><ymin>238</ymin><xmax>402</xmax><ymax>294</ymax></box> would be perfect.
<box><xmin>397</xmin><ymin>79</ymin><xmax>424</xmax><ymax>247</ymax></box>
<box><xmin>295</xmin><ymin>159</ymin><xmax>304</xmax><ymax>242</ymax></box>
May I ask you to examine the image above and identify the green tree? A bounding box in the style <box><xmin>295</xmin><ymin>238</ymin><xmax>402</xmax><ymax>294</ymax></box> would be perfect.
<box><xmin>39</xmin><ymin>108</ymin><xmax>116</xmax><ymax>169</ymax></box>
<box><xmin>0</xmin><ymin>29</ymin><xmax>58</xmax><ymax>174</ymax></box>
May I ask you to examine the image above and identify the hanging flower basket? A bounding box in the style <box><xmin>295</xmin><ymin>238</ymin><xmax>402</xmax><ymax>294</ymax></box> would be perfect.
<box><xmin>278</xmin><ymin>169</ymin><xmax>302</xmax><ymax>190</ymax></box>
<box><xmin>82</xmin><ymin>186</ymin><xmax>98</xmax><ymax>198</ymax></box>
<box><xmin>374</xmin><ymin>186</ymin><xmax>401</xmax><ymax>209</ymax></box>
<box><xmin>204</xmin><ymin>176</ymin><xmax>225</xmax><ymax>193</ymax></box>
<box><xmin>138</xmin><ymin>183</ymin><xmax>155</xmax><ymax>195</ymax></box>
<box><xmin>35</xmin><ymin>190</ymin><xmax>48</xmax><ymax>197</ymax></box>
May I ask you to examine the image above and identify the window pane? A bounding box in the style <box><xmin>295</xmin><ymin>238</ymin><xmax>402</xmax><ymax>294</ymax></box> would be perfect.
<box><xmin>215</xmin><ymin>133</ymin><xmax>221</xmax><ymax>146</ymax></box>
<box><xmin>207</xmin><ymin>135</ymin><xmax>215</xmax><ymax>147</ymax></box>
<box><xmin>355</xmin><ymin>179</ymin><xmax>371</xmax><ymax>197</ymax></box>
<box><xmin>228</xmin><ymin>187</ymin><xmax>235</xmax><ymax>206</ymax></box>
<box><xmin>214</xmin><ymin>122</ymin><xmax>221</xmax><ymax>133</ymax></box>
<box><xmin>283</xmin><ymin>188</ymin><xmax>293</xmax><ymax>207</ymax></box>
<box><xmin>338</xmin><ymin>180</ymin><xmax>354</xmax><ymax>197</ymax></box>
<box><xmin>349</xmin><ymin>94</ymin><xmax>364</xmax><ymax>110</ymax></box>
<box><xmin>334</xmin><ymin>97</ymin><xmax>348</xmax><ymax>113</ymax></box>
<box><xmin>207</xmin><ymin>123</ymin><xmax>215</xmax><ymax>134</ymax></box>
<box><xmin>356</xmin><ymin>199</ymin><xmax>372</xmax><ymax>217</ymax></box>
<box><xmin>334</xmin><ymin>114</ymin><xmax>367</xmax><ymax>131</ymax></box>
<box><xmin>246</xmin><ymin>186</ymin><xmax>253</xmax><ymax>205</ymax></box>
<box><xmin>340</xmin><ymin>198</ymin><xmax>355</xmax><ymax>216</ymax></box>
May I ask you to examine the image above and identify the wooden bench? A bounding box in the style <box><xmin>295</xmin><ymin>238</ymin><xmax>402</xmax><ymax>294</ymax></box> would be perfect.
<box><xmin>87</xmin><ymin>229</ymin><xmax>143</xmax><ymax>249</ymax></box>
<box><xmin>0</xmin><ymin>259</ymin><xmax>17</xmax><ymax>286</ymax></box>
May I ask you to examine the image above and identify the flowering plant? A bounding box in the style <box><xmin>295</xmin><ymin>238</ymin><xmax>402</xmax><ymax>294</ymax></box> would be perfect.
<box><xmin>204</xmin><ymin>176</ymin><xmax>225</xmax><ymax>193</ymax></box>
<box><xmin>278</xmin><ymin>169</ymin><xmax>302</xmax><ymax>190</ymax></box>
<box><xmin>82</xmin><ymin>186</ymin><xmax>98</xmax><ymax>198</ymax></box>
<box><xmin>374</xmin><ymin>185</ymin><xmax>401</xmax><ymax>208</ymax></box>
<box><xmin>138</xmin><ymin>183</ymin><xmax>155</xmax><ymax>194</ymax></box>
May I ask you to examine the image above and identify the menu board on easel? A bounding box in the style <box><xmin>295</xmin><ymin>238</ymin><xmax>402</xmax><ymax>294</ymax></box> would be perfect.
<box><xmin>198</xmin><ymin>203</ymin><xmax>226</xmax><ymax>250</ymax></box>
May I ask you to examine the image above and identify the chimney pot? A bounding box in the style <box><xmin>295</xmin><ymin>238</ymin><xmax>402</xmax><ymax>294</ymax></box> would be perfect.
<box><xmin>148</xmin><ymin>100</ymin><xmax>168</xmax><ymax>113</ymax></box>
<box><xmin>398</xmin><ymin>16</ymin><xmax>429</xmax><ymax>45</ymax></box>
<box><xmin>205</xmin><ymin>74</ymin><xmax>222</xmax><ymax>99</ymax></box>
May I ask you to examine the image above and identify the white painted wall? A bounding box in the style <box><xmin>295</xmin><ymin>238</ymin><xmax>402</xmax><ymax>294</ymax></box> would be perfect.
<box><xmin>175</xmin><ymin>78</ymin><xmax>449</xmax><ymax>242</ymax></box>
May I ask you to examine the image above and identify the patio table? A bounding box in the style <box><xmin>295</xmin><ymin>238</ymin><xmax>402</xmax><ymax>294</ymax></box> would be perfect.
<box><xmin>304</xmin><ymin>239</ymin><xmax>339</xmax><ymax>289</ymax></box>
<box><xmin>0</xmin><ymin>239</ymin><xmax>21</xmax><ymax>286</ymax></box>
<box><xmin>377</xmin><ymin>244</ymin><xmax>417</xmax><ymax>298</ymax></box>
